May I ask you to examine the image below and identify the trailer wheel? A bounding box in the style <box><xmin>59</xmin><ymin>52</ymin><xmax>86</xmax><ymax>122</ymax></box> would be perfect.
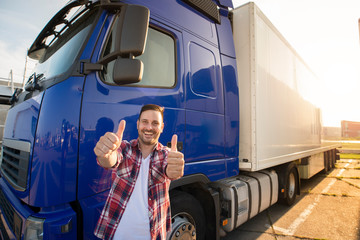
<box><xmin>330</xmin><ymin>149</ymin><xmax>336</xmax><ymax>169</ymax></box>
<box><xmin>169</xmin><ymin>191</ymin><xmax>206</xmax><ymax>240</ymax></box>
<box><xmin>279</xmin><ymin>165</ymin><xmax>298</xmax><ymax>206</ymax></box>
<box><xmin>285</xmin><ymin>167</ymin><xmax>297</xmax><ymax>205</ymax></box>
<box><xmin>323</xmin><ymin>151</ymin><xmax>330</xmax><ymax>173</ymax></box>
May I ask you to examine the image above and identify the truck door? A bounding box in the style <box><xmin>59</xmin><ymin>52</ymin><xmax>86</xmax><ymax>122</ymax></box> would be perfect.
<box><xmin>183</xmin><ymin>31</ymin><xmax>225</xmax><ymax>172</ymax></box>
<box><xmin>77</xmin><ymin>13</ymin><xmax>184</xmax><ymax>237</ymax></box>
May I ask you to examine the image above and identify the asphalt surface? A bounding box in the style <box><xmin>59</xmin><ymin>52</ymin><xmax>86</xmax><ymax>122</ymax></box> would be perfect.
<box><xmin>221</xmin><ymin>158</ymin><xmax>360</xmax><ymax>240</ymax></box>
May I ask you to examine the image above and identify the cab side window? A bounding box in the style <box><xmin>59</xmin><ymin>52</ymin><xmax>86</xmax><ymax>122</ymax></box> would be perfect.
<box><xmin>101</xmin><ymin>26</ymin><xmax>175</xmax><ymax>88</ymax></box>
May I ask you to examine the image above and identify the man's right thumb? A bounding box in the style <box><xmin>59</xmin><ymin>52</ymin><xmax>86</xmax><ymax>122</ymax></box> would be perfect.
<box><xmin>116</xmin><ymin>120</ymin><xmax>126</xmax><ymax>139</ymax></box>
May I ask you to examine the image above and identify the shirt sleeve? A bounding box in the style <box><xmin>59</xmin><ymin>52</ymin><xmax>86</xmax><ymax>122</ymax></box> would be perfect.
<box><xmin>111</xmin><ymin>148</ymin><xmax>123</xmax><ymax>168</ymax></box>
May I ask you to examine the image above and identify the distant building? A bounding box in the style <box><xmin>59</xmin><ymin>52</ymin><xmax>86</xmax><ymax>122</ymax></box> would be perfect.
<box><xmin>341</xmin><ymin>120</ymin><xmax>360</xmax><ymax>139</ymax></box>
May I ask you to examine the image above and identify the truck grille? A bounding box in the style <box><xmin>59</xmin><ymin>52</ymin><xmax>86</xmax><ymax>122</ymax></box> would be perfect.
<box><xmin>0</xmin><ymin>189</ymin><xmax>22</xmax><ymax>240</ymax></box>
<box><xmin>0</xmin><ymin>139</ymin><xmax>31</xmax><ymax>191</ymax></box>
<box><xmin>0</xmin><ymin>215</ymin><xmax>11</xmax><ymax>240</ymax></box>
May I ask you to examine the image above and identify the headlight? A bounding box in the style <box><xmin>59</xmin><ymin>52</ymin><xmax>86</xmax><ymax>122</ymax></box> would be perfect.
<box><xmin>24</xmin><ymin>216</ymin><xmax>45</xmax><ymax>240</ymax></box>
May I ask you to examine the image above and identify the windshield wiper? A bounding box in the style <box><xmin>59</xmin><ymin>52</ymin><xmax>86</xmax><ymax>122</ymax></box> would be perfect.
<box><xmin>25</xmin><ymin>73</ymin><xmax>44</xmax><ymax>92</ymax></box>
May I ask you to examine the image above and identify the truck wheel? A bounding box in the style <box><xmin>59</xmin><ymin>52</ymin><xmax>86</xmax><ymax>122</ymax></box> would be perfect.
<box><xmin>330</xmin><ymin>149</ymin><xmax>336</xmax><ymax>169</ymax></box>
<box><xmin>281</xmin><ymin>166</ymin><xmax>298</xmax><ymax>206</ymax></box>
<box><xmin>323</xmin><ymin>151</ymin><xmax>330</xmax><ymax>173</ymax></box>
<box><xmin>169</xmin><ymin>191</ymin><xmax>206</xmax><ymax>240</ymax></box>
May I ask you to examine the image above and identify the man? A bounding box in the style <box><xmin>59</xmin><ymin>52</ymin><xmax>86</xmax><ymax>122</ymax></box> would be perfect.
<box><xmin>93</xmin><ymin>104</ymin><xmax>184</xmax><ymax>240</ymax></box>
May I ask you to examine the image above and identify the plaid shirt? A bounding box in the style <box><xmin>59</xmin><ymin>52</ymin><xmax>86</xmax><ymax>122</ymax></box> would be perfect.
<box><xmin>94</xmin><ymin>139</ymin><xmax>171</xmax><ymax>240</ymax></box>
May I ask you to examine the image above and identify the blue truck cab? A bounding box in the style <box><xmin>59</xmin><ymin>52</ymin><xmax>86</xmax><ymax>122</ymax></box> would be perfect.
<box><xmin>0</xmin><ymin>0</ymin><xmax>240</xmax><ymax>239</ymax></box>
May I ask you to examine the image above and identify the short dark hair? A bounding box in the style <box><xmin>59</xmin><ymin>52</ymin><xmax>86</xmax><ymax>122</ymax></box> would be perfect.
<box><xmin>139</xmin><ymin>104</ymin><xmax>164</xmax><ymax>121</ymax></box>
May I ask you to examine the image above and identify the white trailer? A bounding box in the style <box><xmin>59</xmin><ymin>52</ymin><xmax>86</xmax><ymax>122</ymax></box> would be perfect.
<box><xmin>232</xmin><ymin>2</ymin><xmax>339</xmax><ymax>174</ymax></box>
<box><xmin>213</xmin><ymin>2</ymin><xmax>340</xmax><ymax>235</ymax></box>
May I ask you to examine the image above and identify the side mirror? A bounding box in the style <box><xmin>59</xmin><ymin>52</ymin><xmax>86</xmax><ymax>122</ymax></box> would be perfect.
<box><xmin>99</xmin><ymin>4</ymin><xmax>150</xmax><ymax>64</ymax></box>
<box><xmin>113</xmin><ymin>58</ymin><xmax>143</xmax><ymax>84</ymax></box>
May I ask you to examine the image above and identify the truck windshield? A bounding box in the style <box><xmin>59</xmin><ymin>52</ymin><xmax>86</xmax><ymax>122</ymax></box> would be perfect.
<box><xmin>31</xmin><ymin>6</ymin><xmax>97</xmax><ymax>82</ymax></box>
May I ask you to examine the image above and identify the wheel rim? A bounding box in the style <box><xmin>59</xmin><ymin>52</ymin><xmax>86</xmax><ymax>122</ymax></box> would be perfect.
<box><xmin>169</xmin><ymin>212</ymin><xmax>196</xmax><ymax>240</ymax></box>
<box><xmin>288</xmin><ymin>172</ymin><xmax>296</xmax><ymax>198</ymax></box>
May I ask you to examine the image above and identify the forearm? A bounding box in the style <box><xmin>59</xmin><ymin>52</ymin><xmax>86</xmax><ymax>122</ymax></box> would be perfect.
<box><xmin>97</xmin><ymin>151</ymin><xmax>121</xmax><ymax>169</ymax></box>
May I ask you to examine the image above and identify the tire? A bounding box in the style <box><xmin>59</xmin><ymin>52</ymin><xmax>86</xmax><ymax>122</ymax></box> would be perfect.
<box><xmin>323</xmin><ymin>151</ymin><xmax>330</xmax><ymax>173</ymax></box>
<box><xmin>330</xmin><ymin>149</ymin><xmax>336</xmax><ymax>169</ymax></box>
<box><xmin>335</xmin><ymin>149</ymin><xmax>340</xmax><ymax>161</ymax></box>
<box><xmin>285</xmin><ymin>167</ymin><xmax>297</xmax><ymax>205</ymax></box>
<box><xmin>169</xmin><ymin>191</ymin><xmax>206</xmax><ymax>240</ymax></box>
<box><xmin>279</xmin><ymin>165</ymin><xmax>298</xmax><ymax>206</ymax></box>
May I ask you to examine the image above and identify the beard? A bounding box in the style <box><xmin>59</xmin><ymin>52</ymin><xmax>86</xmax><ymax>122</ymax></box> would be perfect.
<box><xmin>138</xmin><ymin>129</ymin><xmax>160</xmax><ymax>146</ymax></box>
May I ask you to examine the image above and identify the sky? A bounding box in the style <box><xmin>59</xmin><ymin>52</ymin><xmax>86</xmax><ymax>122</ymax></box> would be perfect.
<box><xmin>232</xmin><ymin>0</ymin><xmax>360</xmax><ymax>127</ymax></box>
<box><xmin>0</xmin><ymin>0</ymin><xmax>68</xmax><ymax>83</ymax></box>
<box><xmin>0</xmin><ymin>0</ymin><xmax>360</xmax><ymax>127</ymax></box>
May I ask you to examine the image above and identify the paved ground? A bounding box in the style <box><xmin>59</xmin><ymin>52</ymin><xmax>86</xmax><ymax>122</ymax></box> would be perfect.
<box><xmin>221</xmin><ymin>159</ymin><xmax>360</xmax><ymax>240</ymax></box>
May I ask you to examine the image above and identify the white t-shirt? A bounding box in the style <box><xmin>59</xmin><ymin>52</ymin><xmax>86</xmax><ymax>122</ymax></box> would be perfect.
<box><xmin>113</xmin><ymin>155</ymin><xmax>151</xmax><ymax>240</ymax></box>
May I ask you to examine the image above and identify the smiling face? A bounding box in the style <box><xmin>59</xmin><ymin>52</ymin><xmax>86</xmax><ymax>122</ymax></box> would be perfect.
<box><xmin>137</xmin><ymin>109</ymin><xmax>164</xmax><ymax>147</ymax></box>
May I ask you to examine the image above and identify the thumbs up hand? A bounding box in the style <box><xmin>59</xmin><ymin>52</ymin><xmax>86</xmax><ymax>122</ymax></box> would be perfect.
<box><xmin>166</xmin><ymin>134</ymin><xmax>184</xmax><ymax>180</ymax></box>
<box><xmin>94</xmin><ymin>120</ymin><xmax>126</xmax><ymax>168</ymax></box>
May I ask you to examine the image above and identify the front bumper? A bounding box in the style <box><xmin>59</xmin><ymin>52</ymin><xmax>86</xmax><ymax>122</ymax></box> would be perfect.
<box><xmin>0</xmin><ymin>179</ymin><xmax>77</xmax><ymax>240</ymax></box>
<box><xmin>0</xmin><ymin>179</ymin><xmax>30</xmax><ymax>240</ymax></box>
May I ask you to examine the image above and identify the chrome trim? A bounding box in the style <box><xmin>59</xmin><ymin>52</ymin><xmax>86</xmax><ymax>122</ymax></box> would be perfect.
<box><xmin>2</xmin><ymin>139</ymin><xmax>31</xmax><ymax>153</ymax></box>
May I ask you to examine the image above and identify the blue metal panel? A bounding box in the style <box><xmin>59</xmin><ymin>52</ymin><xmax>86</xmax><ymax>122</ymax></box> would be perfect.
<box><xmin>3</xmin><ymin>94</ymin><xmax>42</xmax><ymax>142</ymax></box>
<box><xmin>182</xmin><ymin>27</ymin><xmax>225</xmax><ymax>166</ymax></box>
<box><xmin>226</xmin><ymin>157</ymin><xmax>239</xmax><ymax>177</ymax></box>
<box><xmin>185</xmin><ymin>110</ymin><xmax>224</xmax><ymax>162</ymax></box>
<box><xmin>29</xmin><ymin>77</ymin><xmax>84</xmax><ymax>207</ymax></box>
<box><xmin>2</xmin><ymin>93</ymin><xmax>43</xmax><ymax>203</ymax></box>
<box><xmin>187</xmin><ymin>41</ymin><xmax>223</xmax><ymax>113</ymax></box>
<box><xmin>184</xmin><ymin>159</ymin><xmax>227</xmax><ymax>182</ymax></box>
<box><xmin>122</xmin><ymin>0</ymin><xmax>218</xmax><ymax>46</ymax></box>
<box><xmin>79</xmin><ymin>190</ymin><xmax>109</xmax><ymax>239</ymax></box>
<box><xmin>189</xmin><ymin>43</ymin><xmax>218</xmax><ymax>99</ymax></box>
<box><xmin>40</xmin><ymin>206</ymin><xmax>77</xmax><ymax>240</ymax></box>
<box><xmin>222</xmin><ymin>55</ymin><xmax>239</xmax><ymax>158</ymax></box>
<box><xmin>185</xmin><ymin>34</ymin><xmax>224</xmax><ymax>114</ymax></box>
<box><xmin>218</xmin><ymin>0</ymin><xmax>234</xmax><ymax>8</ymax></box>
<box><xmin>216</xmin><ymin>15</ymin><xmax>236</xmax><ymax>58</ymax></box>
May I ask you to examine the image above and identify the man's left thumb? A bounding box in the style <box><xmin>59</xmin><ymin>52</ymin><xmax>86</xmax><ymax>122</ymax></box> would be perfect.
<box><xmin>171</xmin><ymin>134</ymin><xmax>178</xmax><ymax>152</ymax></box>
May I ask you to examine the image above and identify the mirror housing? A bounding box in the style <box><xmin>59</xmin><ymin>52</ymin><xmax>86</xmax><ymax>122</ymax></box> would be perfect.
<box><xmin>99</xmin><ymin>4</ymin><xmax>150</xmax><ymax>64</ymax></box>
<box><xmin>113</xmin><ymin>58</ymin><xmax>143</xmax><ymax>84</ymax></box>
<box><xmin>97</xmin><ymin>4</ymin><xmax>149</xmax><ymax>85</ymax></box>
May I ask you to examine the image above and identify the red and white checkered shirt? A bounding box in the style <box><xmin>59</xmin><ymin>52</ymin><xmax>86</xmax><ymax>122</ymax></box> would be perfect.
<box><xmin>94</xmin><ymin>139</ymin><xmax>171</xmax><ymax>240</ymax></box>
